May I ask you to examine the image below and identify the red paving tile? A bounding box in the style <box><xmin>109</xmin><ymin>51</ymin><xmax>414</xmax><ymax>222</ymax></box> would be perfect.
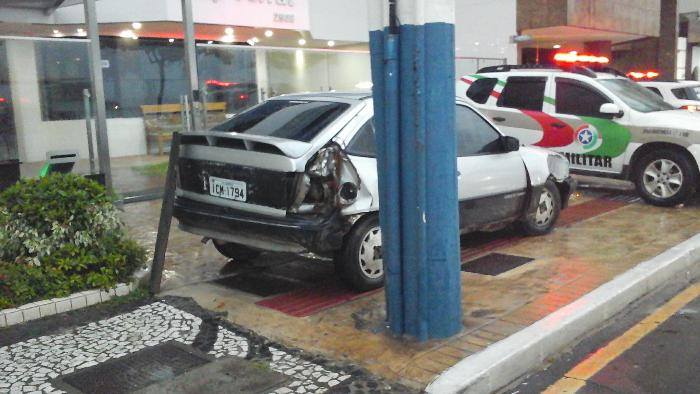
<box><xmin>257</xmin><ymin>196</ymin><xmax>630</xmax><ymax>318</ymax></box>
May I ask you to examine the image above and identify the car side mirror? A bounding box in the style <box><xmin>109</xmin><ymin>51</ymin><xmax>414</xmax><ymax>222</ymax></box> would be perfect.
<box><xmin>600</xmin><ymin>103</ymin><xmax>624</xmax><ymax>118</ymax></box>
<box><xmin>502</xmin><ymin>136</ymin><xmax>520</xmax><ymax>152</ymax></box>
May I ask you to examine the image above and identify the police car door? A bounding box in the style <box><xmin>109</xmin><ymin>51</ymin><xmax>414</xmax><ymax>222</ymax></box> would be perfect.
<box><xmin>489</xmin><ymin>76</ymin><xmax>554</xmax><ymax>146</ymax></box>
<box><xmin>456</xmin><ymin>104</ymin><xmax>527</xmax><ymax>232</ymax></box>
<box><xmin>551</xmin><ymin>77</ymin><xmax>625</xmax><ymax>174</ymax></box>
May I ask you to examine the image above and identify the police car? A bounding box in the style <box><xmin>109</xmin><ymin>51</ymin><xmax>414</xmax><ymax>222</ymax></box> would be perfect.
<box><xmin>459</xmin><ymin>65</ymin><xmax>700</xmax><ymax>207</ymax></box>
<box><xmin>640</xmin><ymin>81</ymin><xmax>700</xmax><ymax>112</ymax></box>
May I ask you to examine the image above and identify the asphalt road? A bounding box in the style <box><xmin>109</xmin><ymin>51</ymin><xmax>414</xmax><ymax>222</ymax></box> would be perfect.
<box><xmin>503</xmin><ymin>281</ymin><xmax>700</xmax><ymax>394</ymax></box>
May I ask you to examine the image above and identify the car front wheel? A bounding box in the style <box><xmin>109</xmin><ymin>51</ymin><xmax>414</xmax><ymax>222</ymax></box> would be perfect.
<box><xmin>212</xmin><ymin>240</ymin><xmax>261</xmax><ymax>262</ymax></box>
<box><xmin>335</xmin><ymin>215</ymin><xmax>385</xmax><ymax>292</ymax></box>
<box><xmin>520</xmin><ymin>180</ymin><xmax>561</xmax><ymax>236</ymax></box>
<box><xmin>634</xmin><ymin>150</ymin><xmax>696</xmax><ymax>207</ymax></box>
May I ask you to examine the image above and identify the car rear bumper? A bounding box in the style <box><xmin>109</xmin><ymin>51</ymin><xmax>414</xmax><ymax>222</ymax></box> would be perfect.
<box><xmin>173</xmin><ymin>197</ymin><xmax>351</xmax><ymax>255</ymax></box>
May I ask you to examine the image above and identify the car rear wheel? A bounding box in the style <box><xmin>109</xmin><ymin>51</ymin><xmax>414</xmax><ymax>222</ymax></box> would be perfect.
<box><xmin>634</xmin><ymin>150</ymin><xmax>696</xmax><ymax>207</ymax></box>
<box><xmin>520</xmin><ymin>180</ymin><xmax>561</xmax><ymax>236</ymax></box>
<box><xmin>335</xmin><ymin>215</ymin><xmax>384</xmax><ymax>292</ymax></box>
<box><xmin>212</xmin><ymin>240</ymin><xmax>261</xmax><ymax>262</ymax></box>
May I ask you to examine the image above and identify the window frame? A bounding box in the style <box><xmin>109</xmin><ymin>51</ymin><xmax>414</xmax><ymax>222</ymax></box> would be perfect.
<box><xmin>496</xmin><ymin>76</ymin><xmax>548</xmax><ymax>112</ymax></box>
<box><xmin>455</xmin><ymin>103</ymin><xmax>506</xmax><ymax>157</ymax></box>
<box><xmin>554</xmin><ymin>77</ymin><xmax>614</xmax><ymax>119</ymax></box>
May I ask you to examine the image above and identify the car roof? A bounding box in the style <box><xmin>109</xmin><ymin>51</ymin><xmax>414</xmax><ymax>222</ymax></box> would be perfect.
<box><xmin>639</xmin><ymin>81</ymin><xmax>700</xmax><ymax>87</ymax></box>
<box><xmin>273</xmin><ymin>91</ymin><xmax>373</xmax><ymax>102</ymax></box>
<box><xmin>472</xmin><ymin>69</ymin><xmax>624</xmax><ymax>81</ymax></box>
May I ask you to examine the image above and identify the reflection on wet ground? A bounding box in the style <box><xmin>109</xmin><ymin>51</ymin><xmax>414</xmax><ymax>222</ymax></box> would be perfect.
<box><xmin>121</xmin><ymin>176</ymin><xmax>700</xmax><ymax>389</ymax></box>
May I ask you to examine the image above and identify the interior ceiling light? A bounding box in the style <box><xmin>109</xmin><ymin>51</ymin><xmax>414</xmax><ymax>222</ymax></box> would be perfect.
<box><xmin>119</xmin><ymin>29</ymin><xmax>138</xmax><ymax>40</ymax></box>
<box><xmin>224</xmin><ymin>27</ymin><xmax>234</xmax><ymax>35</ymax></box>
<box><xmin>327</xmin><ymin>40</ymin><xmax>335</xmax><ymax>47</ymax></box>
<box><xmin>52</xmin><ymin>29</ymin><xmax>64</xmax><ymax>37</ymax></box>
<box><xmin>76</xmin><ymin>28</ymin><xmax>87</xmax><ymax>37</ymax></box>
<box><xmin>220</xmin><ymin>35</ymin><xmax>235</xmax><ymax>43</ymax></box>
<box><xmin>168</xmin><ymin>38</ymin><xmax>175</xmax><ymax>43</ymax></box>
<box><xmin>553</xmin><ymin>44</ymin><xmax>561</xmax><ymax>49</ymax></box>
<box><xmin>298</xmin><ymin>38</ymin><xmax>307</xmax><ymax>46</ymax></box>
<box><xmin>132</xmin><ymin>22</ymin><xmax>142</xmax><ymax>30</ymax></box>
<box><xmin>554</xmin><ymin>51</ymin><xmax>609</xmax><ymax>64</ymax></box>
<box><xmin>265</xmin><ymin>30</ymin><xmax>274</xmax><ymax>37</ymax></box>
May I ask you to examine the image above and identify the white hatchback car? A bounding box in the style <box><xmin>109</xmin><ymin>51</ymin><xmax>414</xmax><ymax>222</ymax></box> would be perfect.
<box><xmin>173</xmin><ymin>92</ymin><xmax>575</xmax><ymax>291</ymax></box>
<box><xmin>640</xmin><ymin>81</ymin><xmax>700</xmax><ymax>112</ymax></box>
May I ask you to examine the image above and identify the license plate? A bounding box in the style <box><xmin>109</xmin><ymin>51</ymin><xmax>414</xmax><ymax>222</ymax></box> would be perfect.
<box><xmin>209</xmin><ymin>176</ymin><xmax>247</xmax><ymax>202</ymax></box>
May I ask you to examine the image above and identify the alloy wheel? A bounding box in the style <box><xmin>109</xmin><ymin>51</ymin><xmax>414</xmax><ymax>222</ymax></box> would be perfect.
<box><xmin>643</xmin><ymin>159</ymin><xmax>683</xmax><ymax>199</ymax></box>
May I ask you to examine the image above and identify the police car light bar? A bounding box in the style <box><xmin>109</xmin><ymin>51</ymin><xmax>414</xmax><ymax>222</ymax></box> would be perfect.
<box><xmin>554</xmin><ymin>51</ymin><xmax>610</xmax><ymax>64</ymax></box>
<box><xmin>626</xmin><ymin>71</ymin><xmax>660</xmax><ymax>80</ymax></box>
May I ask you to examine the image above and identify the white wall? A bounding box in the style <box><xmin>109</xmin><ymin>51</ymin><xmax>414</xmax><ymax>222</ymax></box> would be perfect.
<box><xmin>679</xmin><ymin>0</ymin><xmax>700</xmax><ymax>14</ymax></box>
<box><xmin>455</xmin><ymin>0</ymin><xmax>518</xmax><ymax>74</ymax></box>
<box><xmin>693</xmin><ymin>46</ymin><xmax>700</xmax><ymax>80</ymax></box>
<box><xmin>4</xmin><ymin>39</ymin><xmax>146</xmax><ymax>163</ymax></box>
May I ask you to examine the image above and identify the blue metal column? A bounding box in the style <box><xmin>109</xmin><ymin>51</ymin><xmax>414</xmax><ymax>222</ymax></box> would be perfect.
<box><xmin>368</xmin><ymin>0</ymin><xmax>461</xmax><ymax>341</ymax></box>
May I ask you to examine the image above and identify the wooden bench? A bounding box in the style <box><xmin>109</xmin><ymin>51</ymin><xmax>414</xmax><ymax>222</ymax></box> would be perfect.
<box><xmin>141</xmin><ymin>102</ymin><xmax>228</xmax><ymax>155</ymax></box>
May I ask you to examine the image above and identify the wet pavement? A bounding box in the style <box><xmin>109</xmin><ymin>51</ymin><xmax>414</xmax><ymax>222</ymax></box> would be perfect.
<box><xmin>503</xmin><ymin>280</ymin><xmax>700</xmax><ymax>394</ymax></box>
<box><xmin>0</xmin><ymin>297</ymin><xmax>409</xmax><ymax>394</ymax></box>
<box><xmin>117</xmin><ymin>176</ymin><xmax>700</xmax><ymax>390</ymax></box>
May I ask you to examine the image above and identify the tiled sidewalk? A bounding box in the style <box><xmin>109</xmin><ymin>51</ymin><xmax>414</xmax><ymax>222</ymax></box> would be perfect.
<box><xmin>123</xmin><ymin>183</ymin><xmax>700</xmax><ymax>389</ymax></box>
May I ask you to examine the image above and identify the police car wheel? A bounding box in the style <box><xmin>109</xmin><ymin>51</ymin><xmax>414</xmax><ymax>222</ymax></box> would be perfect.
<box><xmin>212</xmin><ymin>240</ymin><xmax>261</xmax><ymax>262</ymax></box>
<box><xmin>335</xmin><ymin>214</ymin><xmax>385</xmax><ymax>292</ymax></box>
<box><xmin>520</xmin><ymin>180</ymin><xmax>561</xmax><ymax>236</ymax></box>
<box><xmin>634</xmin><ymin>150</ymin><xmax>696</xmax><ymax>207</ymax></box>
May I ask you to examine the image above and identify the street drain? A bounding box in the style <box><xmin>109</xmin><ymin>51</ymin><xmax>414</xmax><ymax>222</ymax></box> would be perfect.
<box><xmin>461</xmin><ymin>253</ymin><xmax>534</xmax><ymax>276</ymax></box>
<box><xmin>55</xmin><ymin>342</ymin><xmax>210</xmax><ymax>394</ymax></box>
<box><xmin>213</xmin><ymin>272</ymin><xmax>301</xmax><ymax>297</ymax></box>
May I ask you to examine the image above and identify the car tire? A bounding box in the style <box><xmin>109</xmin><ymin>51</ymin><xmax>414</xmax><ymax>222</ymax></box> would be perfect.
<box><xmin>633</xmin><ymin>149</ymin><xmax>697</xmax><ymax>207</ymax></box>
<box><xmin>520</xmin><ymin>180</ymin><xmax>561</xmax><ymax>236</ymax></box>
<box><xmin>212</xmin><ymin>240</ymin><xmax>261</xmax><ymax>262</ymax></box>
<box><xmin>335</xmin><ymin>215</ymin><xmax>385</xmax><ymax>292</ymax></box>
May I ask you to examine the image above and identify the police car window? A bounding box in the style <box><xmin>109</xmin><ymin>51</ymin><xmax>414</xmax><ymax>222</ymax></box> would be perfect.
<box><xmin>672</xmin><ymin>88</ymin><xmax>690</xmax><ymax>100</ymax></box>
<box><xmin>212</xmin><ymin>100</ymin><xmax>350</xmax><ymax>142</ymax></box>
<box><xmin>646</xmin><ymin>87</ymin><xmax>663</xmax><ymax>97</ymax></box>
<box><xmin>346</xmin><ymin>119</ymin><xmax>376</xmax><ymax>157</ymax></box>
<box><xmin>466</xmin><ymin>78</ymin><xmax>498</xmax><ymax>104</ymax></box>
<box><xmin>456</xmin><ymin>105</ymin><xmax>502</xmax><ymax>157</ymax></box>
<box><xmin>497</xmin><ymin>77</ymin><xmax>546</xmax><ymax>111</ymax></box>
<box><xmin>556</xmin><ymin>78</ymin><xmax>612</xmax><ymax>117</ymax></box>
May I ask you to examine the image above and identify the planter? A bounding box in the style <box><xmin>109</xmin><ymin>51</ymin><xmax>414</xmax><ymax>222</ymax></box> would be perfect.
<box><xmin>0</xmin><ymin>159</ymin><xmax>20</xmax><ymax>191</ymax></box>
<box><xmin>0</xmin><ymin>283</ymin><xmax>135</xmax><ymax>328</ymax></box>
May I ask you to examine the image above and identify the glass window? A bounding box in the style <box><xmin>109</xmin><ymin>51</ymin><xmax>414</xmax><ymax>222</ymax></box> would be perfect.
<box><xmin>646</xmin><ymin>87</ymin><xmax>662</xmax><ymax>97</ymax></box>
<box><xmin>346</xmin><ymin>119</ymin><xmax>376</xmax><ymax>157</ymax></box>
<box><xmin>672</xmin><ymin>86</ymin><xmax>700</xmax><ymax>101</ymax></box>
<box><xmin>35</xmin><ymin>41</ymin><xmax>90</xmax><ymax>121</ymax></box>
<box><xmin>212</xmin><ymin>99</ymin><xmax>350</xmax><ymax>142</ymax></box>
<box><xmin>497</xmin><ymin>77</ymin><xmax>546</xmax><ymax>111</ymax></box>
<box><xmin>466</xmin><ymin>78</ymin><xmax>498</xmax><ymax>104</ymax></box>
<box><xmin>0</xmin><ymin>41</ymin><xmax>17</xmax><ymax>161</ymax></box>
<box><xmin>598</xmin><ymin>79</ymin><xmax>674</xmax><ymax>113</ymax></box>
<box><xmin>555</xmin><ymin>78</ymin><xmax>612</xmax><ymax>117</ymax></box>
<box><xmin>456</xmin><ymin>105</ymin><xmax>503</xmax><ymax>156</ymax></box>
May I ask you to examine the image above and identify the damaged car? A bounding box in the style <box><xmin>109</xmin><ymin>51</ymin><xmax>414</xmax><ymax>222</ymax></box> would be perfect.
<box><xmin>173</xmin><ymin>92</ymin><xmax>575</xmax><ymax>291</ymax></box>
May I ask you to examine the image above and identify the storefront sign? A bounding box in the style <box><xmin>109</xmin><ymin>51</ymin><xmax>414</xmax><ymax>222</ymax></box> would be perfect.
<box><xmin>196</xmin><ymin>0</ymin><xmax>310</xmax><ymax>31</ymax></box>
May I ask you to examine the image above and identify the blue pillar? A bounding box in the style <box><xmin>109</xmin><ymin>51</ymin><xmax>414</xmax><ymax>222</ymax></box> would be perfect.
<box><xmin>368</xmin><ymin>0</ymin><xmax>461</xmax><ymax>341</ymax></box>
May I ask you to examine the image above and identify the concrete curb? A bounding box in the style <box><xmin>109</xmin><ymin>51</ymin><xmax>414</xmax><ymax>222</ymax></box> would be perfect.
<box><xmin>0</xmin><ymin>283</ymin><xmax>135</xmax><ymax>328</ymax></box>
<box><xmin>426</xmin><ymin>233</ymin><xmax>700</xmax><ymax>394</ymax></box>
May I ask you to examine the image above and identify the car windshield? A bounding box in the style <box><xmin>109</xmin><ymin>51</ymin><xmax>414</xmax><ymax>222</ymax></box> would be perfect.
<box><xmin>212</xmin><ymin>100</ymin><xmax>350</xmax><ymax>142</ymax></box>
<box><xmin>598</xmin><ymin>79</ymin><xmax>675</xmax><ymax>113</ymax></box>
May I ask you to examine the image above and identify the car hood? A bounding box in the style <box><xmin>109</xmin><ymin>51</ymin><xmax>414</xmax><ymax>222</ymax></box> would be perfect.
<box><xmin>634</xmin><ymin>110</ymin><xmax>700</xmax><ymax>130</ymax></box>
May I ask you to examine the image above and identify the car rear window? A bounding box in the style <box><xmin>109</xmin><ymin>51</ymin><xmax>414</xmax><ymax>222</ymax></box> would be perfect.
<box><xmin>672</xmin><ymin>86</ymin><xmax>700</xmax><ymax>101</ymax></box>
<box><xmin>212</xmin><ymin>100</ymin><xmax>350</xmax><ymax>142</ymax></box>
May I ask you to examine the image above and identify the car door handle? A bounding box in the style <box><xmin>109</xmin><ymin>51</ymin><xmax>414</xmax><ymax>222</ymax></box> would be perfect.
<box><xmin>551</xmin><ymin>122</ymin><xmax>567</xmax><ymax>129</ymax></box>
<box><xmin>493</xmin><ymin>117</ymin><xmax>506</xmax><ymax>122</ymax></box>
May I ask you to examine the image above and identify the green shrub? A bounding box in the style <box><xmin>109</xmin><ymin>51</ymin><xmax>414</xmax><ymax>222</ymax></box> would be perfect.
<box><xmin>0</xmin><ymin>174</ymin><xmax>146</xmax><ymax>309</ymax></box>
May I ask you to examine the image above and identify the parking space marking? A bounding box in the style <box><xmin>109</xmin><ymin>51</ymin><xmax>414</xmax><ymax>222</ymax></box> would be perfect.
<box><xmin>543</xmin><ymin>282</ymin><xmax>700</xmax><ymax>394</ymax></box>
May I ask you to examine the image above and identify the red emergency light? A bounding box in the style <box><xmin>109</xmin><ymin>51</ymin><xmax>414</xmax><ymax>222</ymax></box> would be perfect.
<box><xmin>626</xmin><ymin>71</ymin><xmax>659</xmax><ymax>80</ymax></box>
<box><xmin>206</xmin><ymin>79</ymin><xmax>240</xmax><ymax>88</ymax></box>
<box><xmin>0</xmin><ymin>97</ymin><xmax>6</xmax><ymax>103</ymax></box>
<box><xmin>554</xmin><ymin>51</ymin><xmax>610</xmax><ymax>64</ymax></box>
